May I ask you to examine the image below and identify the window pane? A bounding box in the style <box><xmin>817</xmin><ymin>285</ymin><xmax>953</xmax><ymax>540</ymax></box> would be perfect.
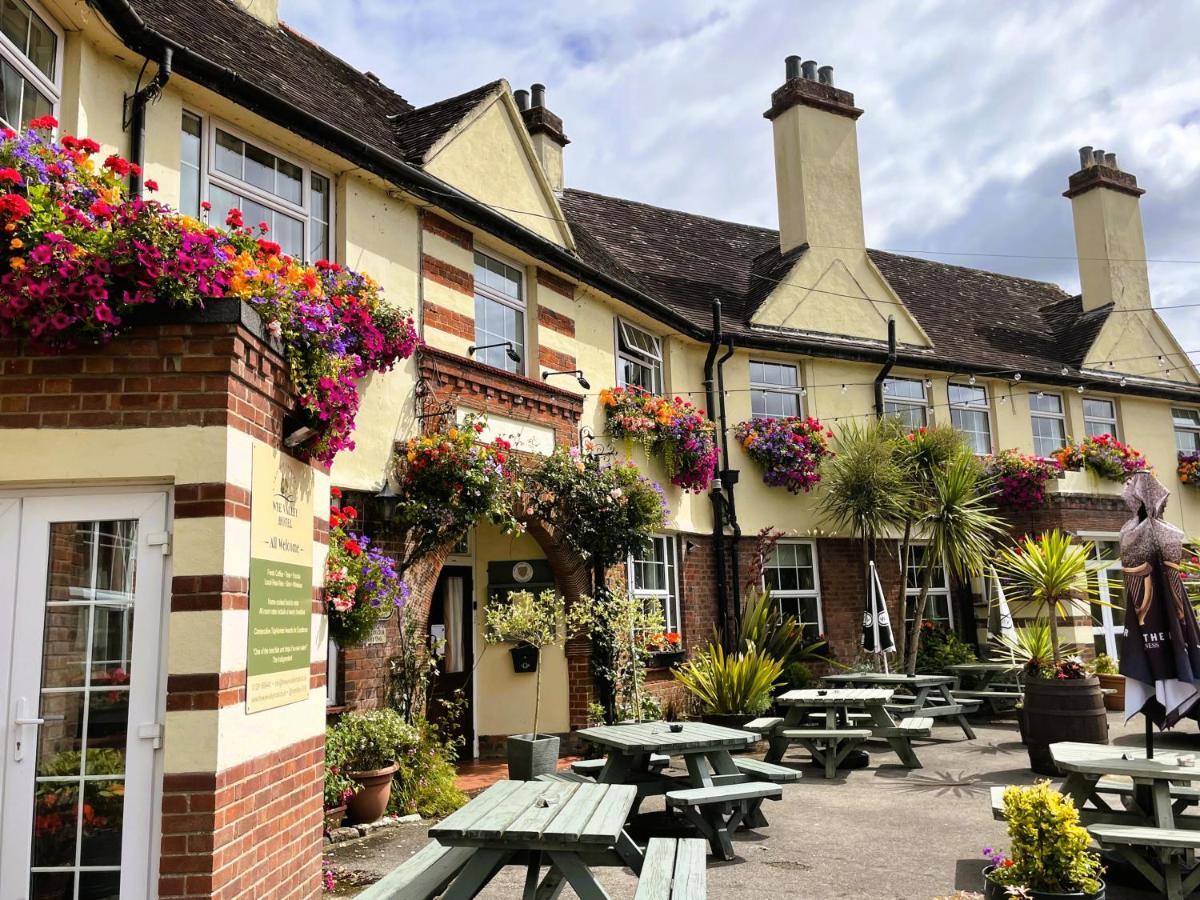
<box><xmin>26</xmin><ymin>3</ymin><xmax>53</xmax><ymax>79</ymax></box>
<box><xmin>0</xmin><ymin>57</ymin><xmax>21</xmax><ymax>127</ymax></box>
<box><xmin>949</xmin><ymin>384</ymin><xmax>986</xmax><ymax>407</ymax></box>
<box><xmin>1032</xmin><ymin>415</ymin><xmax>1067</xmax><ymax>456</ymax></box>
<box><xmin>884</xmin><ymin>401</ymin><xmax>927</xmax><ymax>430</ymax></box>
<box><xmin>272</xmin><ymin>212</ymin><xmax>304</xmax><ymax>259</ymax></box>
<box><xmin>0</xmin><ymin>0</ymin><xmax>29</xmax><ymax>64</ymax></box>
<box><xmin>1029</xmin><ymin>393</ymin><xmax>1063</xmax><ymax>414</ymax></box>
<box><xmin>474</xmin><ymin>295</ymin><xmax>523</xmax><ymax>373</ymax></box>
<box><xmin>243</xmin><ymin>139</ymin><xmax>276</xmax><ymax>193</ymax></box>
<box><xmin>1173</xmin><ymin>408</ymin><xmax>1200</xmax><ymax>428</ymax></box>
<box><xmin>951</xmin><ymin>407</ymin><xmax>991</xmax><ymax>454</ymax></box>
<box><xmin>207</xmin><ymin>184</ymin><xmax>240</xmax><ymax>224</ymax></box>
<box><xmin>19</xmin><ymin>75</ymin><xmax>47</xmax><ymax>125</ymax></box>
<box><xmin>1178</xmin><ymin>430</ymin><xmax>1200</xmax><ymax>454</ymax></box>
<box><xmin>276</xmin><ymin>157</ymin><xmax>303</xmax><ymax>204</ymax></box>
<box><xmin>180</xmin><ymin>113</ymin><xmax>202</xmax><ymax>218</ymax></box>
<box><xmin>309</xmin><ymin>173</ymin><xmax>330</xmax><ymax>262</ymax></box>
<box><xmin>1083</xmin><ymin>398</ymin><xmax>1114</xmax><ymax>421</ymax></box>
<box><xmin>214</xmin><ymin>130</ymin><xmax>243</xmax><ymax>179</ymax></box>
<box><xmin>884</xmin><ymin>377</ymin><xmax>925</xmax><ymax>401</ymax></box>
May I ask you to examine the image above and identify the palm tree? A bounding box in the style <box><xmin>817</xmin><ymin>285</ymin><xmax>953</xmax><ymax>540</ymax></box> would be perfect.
<box><xmin>995</xmin><ymin>530</ymin><xmax>1096</xmax><ymax>665</ymax></box>
<box><xmin>821</xmin><ymin>419</ymin><xmax>915</xmax><ymax>657</ymax></box>
<box><xmin>902</xmin><ymin>449</ymin><xmax>1004</xmax><ymax>674</ymax></box>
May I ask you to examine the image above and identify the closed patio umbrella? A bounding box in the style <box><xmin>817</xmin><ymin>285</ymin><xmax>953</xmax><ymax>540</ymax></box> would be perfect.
<box><xmin>987</xmin><ymin>565</ymin><xmax>1018</xmax><ymax>646</ymax></box>
<box><xmin>1118</xmin><ymin>471</ymin><xmax>1200</xmax><ymax>754</ymax></box>
<box><xmin>863</xmin><ymin>560</ymin><xmax>896</xmax><ymax>671</ymax></box>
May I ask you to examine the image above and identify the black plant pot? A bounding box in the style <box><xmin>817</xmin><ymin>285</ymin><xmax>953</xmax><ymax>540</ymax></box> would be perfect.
<box><xmin>983</xmin><ymin>866</ymin><xmax>1105</xmax><ymax>899</ymax></box>
<box><xmin>648</xmin><ymin>650</ymin><xmax>685</xmax><ymax>669</ymax></box>
<box><xmin>510</xmin><ymin>644</ymin><xmax>540</xmax><ymax>673</ymax></box>
<box><xmin>1021</xmin><ymin>676</ymin><xmax>1108</xmax><ymax>776</ymax></box>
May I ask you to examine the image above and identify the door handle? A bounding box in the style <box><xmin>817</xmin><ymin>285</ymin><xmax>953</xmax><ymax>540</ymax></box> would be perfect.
<box><xmin>12</xmin><ymin>698</ymin><xmax>58</xmax><ymax>762</ymax></box>
<box><xmin>14</xmin><ymin>716</ymin><xmax>44</xmax><ymax>726</ymax></box>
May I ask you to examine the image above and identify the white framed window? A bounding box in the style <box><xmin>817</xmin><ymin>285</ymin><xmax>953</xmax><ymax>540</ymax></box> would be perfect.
<box><xmin>905</xmin><ymin>544</ymin><xmax>953</xmax><ymax>627</ymax></box>
<box><xmin>1173</xmin><ymin>407</ymin><xmax>1200</xmax><ymax>454</ymax></box>
<box><xmin>761</xmin><ymin>540</ymin><xmax>823</xmax><ymax>638</ymax></box>
<box><xmin>180</xmin><ymin>110</ymin><xmax>333</xmax><ymax>262</ymax></box>
<box><xmin>616</xmin><ymin>319</ymin><xmax>663</xmax><ymax>393</ymax></box>
<box><xmin>474</xmin><ymin>250</ymin><xmax>525</xmax><ymax>374</ymax></box>
<box><xmin>1083</xmin><ymin>398</ymin><xmax>1119</xmax><ymax>439</ymax></box>
<box><xmin>750</xmin><ymin>360</ymin><xmax>803</xmax><ymax>419</ymax></box>
<box><xmin>883</xmin><ymin>376</ymin><xmax>928</xmax><ymax>430</ymax></box>
<box><xmin>1030</xmin><ymin>392</ymin><xmax>1068</xmax><ymax>457</ymax></box>
<box><xmin>0</xmin><ymin>0</ymin><xmax>61</xmax><ymax>130</ymax></box>
<box><xmin>1081</xmin><ymin>536</ymin><xmax>1124</xmax><ymax>661</ymax></box>
<box><xmin>628</xmin><ymin>534</ymin><xmax>680</xmax><ymax>635</ymax></box>
<box><xmin>948</xmin><ymin>382</ymin><xmax>992</xmax><ymax>455</ymax></box>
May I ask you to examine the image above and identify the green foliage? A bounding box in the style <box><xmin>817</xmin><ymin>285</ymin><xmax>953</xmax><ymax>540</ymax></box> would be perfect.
<box><xmin>524</xmin><ymin>447</ymin><xmax>667</xmax><ymax>568</ymax></box>
<box><xmin>386</xmin><ymin>606</ymin><xmax>441</xmax><ymax>726</ymax></box>
<box><xmin>913</xmin><ymin>622</ymin><xmax>977</xmax><ymax>674</ymax></box>
<box><xmin>584</xmin><ymin>589</ymin><xmax>665</xmax><ymax>724</ymax></box>
<box><xmin>673</xmin><ymin>645</ymin><xmax>783</xmax><ymax>715</ymax></box>
<box><xmin>734</xmin><ymin>589</ymin><xmax>827</xmax><ymax>671</ymax></box>
<box><xmin>994</xmin><ymin>621</ymin><xmax>1079</xmax><ymax>680</ymax></box>
<box><xmin>1088</xmin><ymin>653</ymin><xmax>1118</xmax><ymax>675</ymax></box>
<box><xmin>37</xmin><ymin>748</ymin><xmax>124</xmax><ymax>778</ymax></box>
<box><xmin>325</xmin><ymin>709</ymin><xmax>418</xmax><ymax>773</ymax></box>
<box><xmin>781</xmin><ymin>661</ymin><xmax>813</xmax><ymax>690</ymax></box>
<box><xmin>989</xmin><ymin>781</ymin><xmax>1103</xmax><ymax>894</ymax></box>
<box><xmin>391</xmin><ymin>718</ymin><xmax>468</xmax><ymax>818</ymax></box>
<box><xmin>820</xmin><ymin>418</ymin><xmax>914</xmax><ymax>546</ymax></box>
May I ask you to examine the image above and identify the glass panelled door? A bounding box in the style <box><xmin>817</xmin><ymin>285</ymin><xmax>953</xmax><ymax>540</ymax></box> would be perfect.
<box><xmin>1</xmin><ymin>493</ymin><xmax>167</xmax><ymax>900</ymax></box>
<box><xmin>1088</xmin><ymin>538</ymin><xmax>1125</xmax><ymax>660</ymax></box>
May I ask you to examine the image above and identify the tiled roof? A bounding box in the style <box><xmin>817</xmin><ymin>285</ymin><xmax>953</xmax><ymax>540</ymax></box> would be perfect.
<box><xmin>562</xmin><ymin>188</ymin><xmax>1111</xmax><ymax>374</ymax></box>
<box><xmin>395</xmin><ymin>81</ymin><xmax>504</xmax><ymax>163</ymax></box>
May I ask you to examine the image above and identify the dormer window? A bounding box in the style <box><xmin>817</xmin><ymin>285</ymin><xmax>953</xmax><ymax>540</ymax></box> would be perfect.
<box><xmin>616</xmin><ymin>319</ymin><xmax>662</xmax><ymax>392</ymax></box>
<box><xmin>0</xmin><ymin>0</ymin><xmax>60</xmax><ymax>130</ymax></box>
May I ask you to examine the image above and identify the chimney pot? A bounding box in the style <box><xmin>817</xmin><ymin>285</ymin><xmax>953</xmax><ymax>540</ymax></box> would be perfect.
<box><xmin>1104</xmin><ymin>152</ymin><xmax>1118</xmax><ymax>169</ymax></box>
<box><xmin>1078</xmin><ymin>146</ymin><xmax>1093</xmax><ymax>169</ymax></box>
<box><xmin>514</xmin><ymin>89</ymin><xmax>529</xmax><ymax>112</ymax></box>
<box><xmin>801</xmin><ymin>59</ymin><xmax>818</xmax><ymax>80</ymax></box>
<box><xmin>531</xmin><ymin>83</ymin><xmax>546</xmax><ymax>108</ymax></box>
<box><xmin>785</xmin><ymin>55</ymin><xmax>802</xmax><ymax>80</ymax></box>
<box><xmin>1092</xmin><ymin>148</ymin><xmax>1106</xmax><ymax>166</ymax></box>
<box><xmin>818</xmin><ymin>65</ymin><xmax>834</xmax><ymax>86</ymax></box>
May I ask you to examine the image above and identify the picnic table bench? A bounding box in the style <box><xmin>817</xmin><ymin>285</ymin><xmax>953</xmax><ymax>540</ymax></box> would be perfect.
<box><xmin>821</xmin><ymin>673</ymin><xmax>979</xmax><ymax>739</ymax></box>
<box><xmin>948</xmin><ymin>662</ymin><xmax>1023</xmax><ymax>715</ymax></box>
<box><xmin>666</xmin><ymin>782</ymin><xmax>782</xmax><ymax>859</ymax></box>
<box><xmin>634</xmin><ymin>837</ymin><xmax>707</xmax><ymax>899</ymax></box>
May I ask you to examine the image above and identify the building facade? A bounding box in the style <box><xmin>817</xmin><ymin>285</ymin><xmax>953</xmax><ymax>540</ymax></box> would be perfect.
<box><xmin>0</xmin><ymin>1</ymin><xmax>1198</xmax><ymax>897</ymax></box>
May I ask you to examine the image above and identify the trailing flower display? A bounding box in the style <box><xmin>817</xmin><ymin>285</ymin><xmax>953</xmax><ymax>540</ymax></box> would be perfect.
<box><xmin>0</xmin><ymin>120</ymin><xmax>419</xmax><ymax>463</ymax></box>
<box><xmin>982</xmin><ymin>449</ymin><xmax>1062</xmax><ymax>510</ymax></box>
<box><xmin>1053</xmin><ymin>433</ymin><xmax>1149</xmax><ymax>482</ymax></box>
<box><xmin>734</xmin><ymin>415</ymin><xmax>833</xmax><ymax>493</ymax></box>
<box><xmin>325</xmin><ymin>489</ymin><xmax>409</xmax><ymax>647</ymax></box>
<box><xmin>598</xmin><ymin>386</ymin><xmax>718</xmax><ymax>491</ymax></box>
<box><xmin>1178</xmin><ymin>451</ymin><xmax>1200</xmax><ymax>487</ymax></box>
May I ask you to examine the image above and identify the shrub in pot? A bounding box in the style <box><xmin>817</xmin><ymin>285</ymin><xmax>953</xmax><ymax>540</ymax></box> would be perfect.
<box><xmin>585</xmin><ymin>589</ymin><xmax>667</xmax><ymax>724</ymax></box>
<box><xmin>484</xmin><ymin>589</ymin><xmax>591</xmax><ymax>780</ymax></box>
<box><xmin>983</xmin><ymin>781</ymin><xmax>1105</xmax><ymax>899</ymax></box>
<box><xmin>673</xmin><ymin>643</ymin><xmax>783</xmax><ymax>729</ymax></box>
<box><xmin>1087</xmin><ymin>653</ymin><xmax>1125</xmax><ymax>712</ymax></box>
<box><xmin>325</xmin><ymin>709</ymin><xmax>416</xmax><ymax>825</ymax></box>
<box><xmin>995</xmin><ymin>531</ymin><xmax>1108</xmax><ymax>775</ymax></box>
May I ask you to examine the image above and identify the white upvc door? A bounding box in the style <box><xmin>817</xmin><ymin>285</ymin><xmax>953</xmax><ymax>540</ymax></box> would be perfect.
<box><xmin>0</xmin><ymin>492</ymin><xmax>168</xmax><ymax>900</ymax></box>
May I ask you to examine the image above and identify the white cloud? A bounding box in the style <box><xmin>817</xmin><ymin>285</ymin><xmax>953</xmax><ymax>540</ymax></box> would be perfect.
<box><xmin>280</xmin><ymin>0</ymin><xmax>1200</xmax><ymax>353</ymax></box>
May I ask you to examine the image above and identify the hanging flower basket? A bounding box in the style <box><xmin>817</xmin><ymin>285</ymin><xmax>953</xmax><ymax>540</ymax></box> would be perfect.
<box><xmin>734</xmin><ymin>416</ymin><xmax>833</xmax><ymax>493</ymax></box>
<box><xmin>599</xmin><ymin>386</ymin><xmax>718</xmax><ymax>492</ymax></box>
<box><xmin>1179</xmin><ymin>451</ymin><xmax>1200</xmax><ymax>487</ymax></box>
<box><xmin>1053</xmin><ymin>435</ymin><xmax>1149</xmax><ymax>482</ymax></box>
<box><xmin>982</xmin><ymin>449</ymin><xmax>1062</xmax><ymax>510</ymax></box>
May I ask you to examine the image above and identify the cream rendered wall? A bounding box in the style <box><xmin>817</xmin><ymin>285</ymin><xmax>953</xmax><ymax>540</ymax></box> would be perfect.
<box><xmin>472</xmin><ymin>523</ymin><xmax>569</xmax><ymax>737</ymax></box>
<box><xmin>424</xmin><ymin>95</ymin><xmax>571</xmax><ymax>248</ymax></box>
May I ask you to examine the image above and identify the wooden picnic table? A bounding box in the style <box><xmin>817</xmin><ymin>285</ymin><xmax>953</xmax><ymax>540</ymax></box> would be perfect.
<box><xmin>821</xmin><ymin>672</ymin><xmax>977</xmax><ymax>739</ymax></box>
<box><xmin>763</xmin><ymin>687</ymin><xmax>926</xmax><ymax>775</ymax></box>
<box><xmin>947</xmin><ymin>662</ymin><xmax>1022</xmax><ymax>689</ymax></box>
<box><xmin>427</xmin><ymin>779</ymin><xmax>643</xmax><ymax>900</ymax></box>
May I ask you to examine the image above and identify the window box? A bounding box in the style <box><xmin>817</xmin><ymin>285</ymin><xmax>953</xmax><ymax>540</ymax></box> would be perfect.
<box><xmin>647</xmin><ymin>649</ymin><xmax>685</xmax><ymax>670</ymax></box>
<box><xmin>1048</xmin><ymin>469</ymin><xmax>1126</xmax><ymax>498</ymax></box>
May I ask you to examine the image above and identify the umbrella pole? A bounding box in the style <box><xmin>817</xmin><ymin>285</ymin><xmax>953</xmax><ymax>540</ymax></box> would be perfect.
<box><xmin>1146</xmin><ymin>714</ymin><xmax>1154</xmax><ymax>759</ymax></box>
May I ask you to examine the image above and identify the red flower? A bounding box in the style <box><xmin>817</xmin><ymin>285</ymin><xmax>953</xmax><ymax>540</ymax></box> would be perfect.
<box><xmin>0</xmin><ymin>193</ymin><xmax>31</xmax><ymax>219</ymax></box>
<box><xmin>200</xmin><ymin>200</ymin><xmax>212</xmax><ymax>212</ymax></box>
<box><xmin>103</xmin><ymin>154</ymin><xmax>132</xmax><ymax>176</ymax></box>
<box><xmin>78</xmin><ymin>138</ymin><xmax>100</xmax><ymax>155</ymax></box>
<box><xmin>0</xmin><ymin>168</ymin><xmax>22</xmax><ymax>184</ymax></box>
<box><xmin>225</xmin><ymin>207</ymin><xmax>244</xmax><ymax>228</ymax></box>
<box><xmin>27</xmin><ymin>115</ymin><xmax>57</xmax><ymax>131</ymax></box>
<box><xmin>330</xmin><ymin>486</ymin><xmax>342</xmax><ymax>498</ymax></box>
<box><xmin>342</xmin><ymin>538</ymin><xmax>362</xmax><ymax>557</ymax></box>
<box><xmin>257</xmin><ymin>238</ymin><xmax>281</xmax><ymax>256</ymax></box>
<box><xmin>89</xmin><ymin>199</ymin><xmax>113</xmax><ymax>219</ymax></box>
<box><xmin>341</xmin><ymin>505</ymin><xmax>357</xmax><ymax>519</ymax></box>
<box><xmin>144</xmin><ymin>179</ymin><xmax>158</xmax><ymax>192</ymax></box>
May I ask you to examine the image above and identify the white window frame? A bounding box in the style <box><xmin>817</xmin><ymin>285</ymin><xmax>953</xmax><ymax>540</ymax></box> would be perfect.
<box><xmin>326</xmin><ymin>638</ymin><xmax>339</xmax><ymax>707</ymax></box>
<box><xmin>473</xmin><ymin>247</ymin><xmax>526</xmax><ymax>375</ymax></box>
<box><xmin>1080</xmin><ymin>533</ymin><xmax>1123</xmax><ymax>661</ymax></box>
<box><xmin>750</xmin><ymin>360</ymin><xmax>804</xmax><ymax>420</ymax></box>
<box><xmin>1082</xmin><ymin>397</ymin><xmax>1120</xmax><ymax>440</ymax></box>
<box><xmin>948</xmin><ymin>381</ymin><xmax>992</xmax><ymax>455</ymax></box>
<box><xmin>760</xmin><ymin>540</ymin><xmax>824</xmax><ymax>636</ymax></box>
<box><xmin>882</xmin><ymin>376</ymin><xmax>929</xmax><ymax>429</ymax></box>
<box><xmin>905</xmin><ymin>544</ymin><xmax>953</xmax><ymax>628</ymax></box>
<box><xmin>0</xmin><ymin>0</ymin><xmax>61</xmax><ymax>131</ymax></box>
<box><xmin>184</xmin><ymin>110</ymin><xmax>335</xmax><ymax>263</ymax></box>
<box><xmin>627</xmin><ymin>534</ymin><xmax>681</xmax><ymax>636</ymax></box>
<box><xmin>1173</xmin><ymin>407</ymin><xmax>1200</xmax><ymax>454</ymax></box>
<box><xmin>1030</xmin><ymin>391</ymin><xmax>1068</xmax><ymax>457</ymax></box>
<box><xmin>615</xmin><ymin>318</ymin><xmax>663</xmax><ymax>393</ymax></box>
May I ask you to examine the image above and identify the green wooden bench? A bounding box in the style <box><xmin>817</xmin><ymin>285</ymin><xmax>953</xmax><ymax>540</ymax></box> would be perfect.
<box><xmin>952</xmin><ymin>689</ymin><xmax>1022</xmax><ymax>715</ymax></box>
<box><xmin>572</xmin><ymin>753</ymin><xmax>670</xmax><ymax>777</ymax></box>
<box><xmin>666</xmin><ymin>782</ymin><xmax>782</xmax><ymax>860</ymax></box>
<box><xmin>1090</xmin><ymin>824</ymin><xmax>1200</xmax><ymax>900</ymax></box>
<box><xmin>781</xmin><ymin>727</ymin><xmax>872</xmax><ymax>779</ymax></box>
<box><xmin>354</xmin><ymin>840</ymin><xmax>474</xmax><ymax>900</ymax></box>
<box><xmin>535</xmin><ymin>771</ymin><xmax>595</xmax><ymax>784</ymax></box>
<box><xmin>633</xmin><ymin>836</ymin><xmax>707</xmax><ymax>899</ymax></box>
<box><xmin>731</xmin><ymin>757</ymin><xmax>802</xmax><ymax>783</ymax></box>
<box><xmin>744</xmin><ymin>716</ymin><xmax>783</xmax><ymax>733</ymax></box>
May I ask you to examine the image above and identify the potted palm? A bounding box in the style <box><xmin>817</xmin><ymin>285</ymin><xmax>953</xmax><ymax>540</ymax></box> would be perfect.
<box><xmin>484</xmin><ymin>588</ymin><xmax>591</xmax><ymax>779</ymax></box>
<box><xmin>983</xmin><ymin>781</ymin><xmax>1105</xmax><ymax>898</ymax></box>
<box><xmin>996</xmin><ymin>531</ymin><xmax>1108</xmax><ymax>775</ymax></box>
<box><xmin>1088</xmin><ymin>654</ymin><xmax>1125</xmax><ymax>712</ymax></box>
<box><xmin>325</xmin><ymin>709</ymin><xmax>417</xmax><ymax>825</ymax></box>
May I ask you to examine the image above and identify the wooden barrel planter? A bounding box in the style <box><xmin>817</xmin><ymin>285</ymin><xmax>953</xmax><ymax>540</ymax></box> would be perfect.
<box><xmin>1021</xmin><ymin>676</ymin><xmax>1108</xmax><ymax>776</ymax></box>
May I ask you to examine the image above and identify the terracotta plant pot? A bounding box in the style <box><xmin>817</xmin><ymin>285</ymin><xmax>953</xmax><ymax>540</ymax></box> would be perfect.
<box><xmin>1021</xmin><ymin>676</ymin><xmax>1108</xmax><ymax>776</ymax></box>
<box><xmin>323</xmin><ymin>804</ymin><xmax>347</xmax><ymax>831</ymax></box>
<box><xmin>345</xmin><ymin>763</ymin><xmax>397</xmax><ymax>825</ymax></box>
<box><xmin>507</xmin><ymin>733</ymin><xmax>559</xmax><ymax>780</ymax></box>
<box><xmin>983</xmin><ymin>866</ymin><xmax>1105</xmax><ymax>899</ymax></box>
<box><xmin>1097</xmin><ymin>672</ymin><xmax>1125</xmax><ymax>712</ymax></box>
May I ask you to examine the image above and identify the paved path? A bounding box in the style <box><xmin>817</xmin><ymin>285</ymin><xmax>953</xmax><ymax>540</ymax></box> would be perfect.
<box><xmin>328</xmin><ymin>712</ymin><xmax>1196</xmax><ymax>899</ymax></box>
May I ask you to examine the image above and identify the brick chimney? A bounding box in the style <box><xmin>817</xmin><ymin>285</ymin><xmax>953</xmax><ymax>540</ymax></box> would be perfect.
<box><xmin>516</xmin><ymin>84</ymin><xmax>569</xmax><ymax>194</ymax></box>
<box><xmin>765</xmin><ymin>55</ymin><xmax>865</xmax><ymax>254</ymax></box>
<box><xmin>230</xmin><ymin>0</ymin><xmax>278</xmax><ymax>26</ymax></box>
<box><xmin>1064</xmin><ymin>147</ymin><xmax>1150</xmax><ymax>312</ymax></box>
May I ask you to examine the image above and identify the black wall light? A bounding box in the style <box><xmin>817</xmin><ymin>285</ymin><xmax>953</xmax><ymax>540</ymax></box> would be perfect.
<box><xmin>542</xmin><ymin>369</ymin><xmax>590</xmax><ymax>389</ymax></box>
<box><xmin>467</xmin><ymin>341</ymin><xmax>521</xmax><ymax>364</ymax></box>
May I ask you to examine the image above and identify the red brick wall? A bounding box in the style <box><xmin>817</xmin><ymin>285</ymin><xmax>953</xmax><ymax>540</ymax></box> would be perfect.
<box><xmin>423</xmin><ymin>301</ymin><xmax>474</xmax><ymax>342</ymax></box>
<box><xmin>422</xmin><ymin>256</ymin><xmax>473</xmax><ymax>296</ymax></box>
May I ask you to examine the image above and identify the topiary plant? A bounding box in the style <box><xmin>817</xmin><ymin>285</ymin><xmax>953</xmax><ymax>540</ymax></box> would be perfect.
<box><xmin>986</xmin><ymin>781</ymin><xmax>1103</xmax><ymax>895</ymax></box>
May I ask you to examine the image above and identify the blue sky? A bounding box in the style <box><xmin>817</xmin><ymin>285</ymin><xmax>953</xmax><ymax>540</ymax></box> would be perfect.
<box><xmin>282</xmin><ymin>0</ymin><xmax>1200</xmax><ymax>355</ymax></box>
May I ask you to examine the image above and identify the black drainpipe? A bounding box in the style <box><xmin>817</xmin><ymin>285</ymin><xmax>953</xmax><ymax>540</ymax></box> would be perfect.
<box><xmin>126</xmin><ymin>46</ymin><xmax>173</xmax><ymax>197</ymax></box>
<box><xmin>716</xmin><ymin>338</ymin><xmax>742</xmax><ymax>634</ymax></box>
<box><xmin>703</xmin><ymin>301</ymin><xmax>730</xmax><ymax>650</ymax></box>
<box><xmin>873</xmin><ymin>316</ymin><xmax>897</xmax><ymax>418</ymax></box>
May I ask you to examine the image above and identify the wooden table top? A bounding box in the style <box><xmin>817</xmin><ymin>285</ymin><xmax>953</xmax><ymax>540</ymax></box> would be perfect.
<box><xmin>1052</xmin><ymin>742</ymin><xmax>1200</xmax><ymax>781</ymax></box>
<box><xmin>823</xmin><ymin>672</ymin><xmax>955</xmax><ymax>687</ymax></box>
<box><xmin>778</xmin><ymin>688</ymin><xmax>894</xmax><ymax>706</ymax></box>
<box><xmin>576</xmin><ymin>720</ymin><xmax>755</xmax><ymax>754</ymax></box>
<box><xmin>430</xmin><ymin>780</ymin><xmax>638</xmax><ymax>847</ymax></box>
<box><xmin>948</xmin><ymin>662</ymin><xmax>1021</xmax><ymax>673</ymax></box>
